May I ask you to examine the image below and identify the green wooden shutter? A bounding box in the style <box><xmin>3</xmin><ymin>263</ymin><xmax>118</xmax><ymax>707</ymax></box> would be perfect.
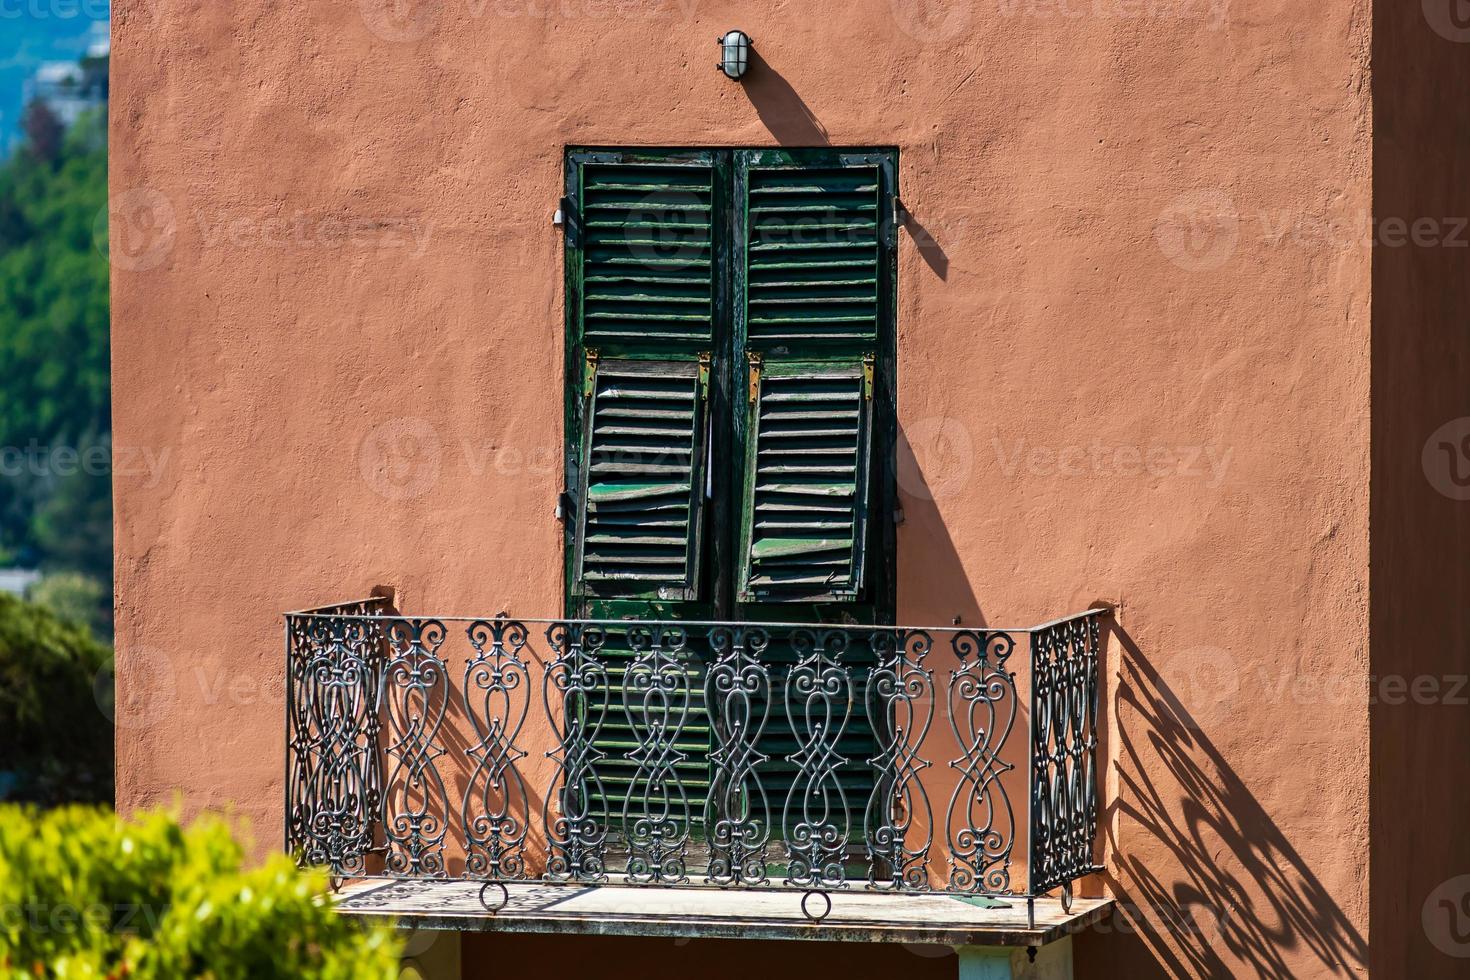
<box><xmin>573</xmin><ymin>356</ymin><xmax>709</xmax><ymax>601</ymax></box>
<box><xmin>568</xmin><ymin>153</ymin><xmax>718</xmax><ymax>602</ymax></box>
<box><xmin>743</xmin><ymin>160</ymin><xmax>883</xmax><ymax>348</ymax></box>
<box><xmin>567</xmin><ymin>152</ymin><xmax>724</xmax><ymax>854</ymax></box>
<box><xmin>733</xmin><ymin>151</ymin><xmax>895</xmax><ymax>864</ymax></box>
<box><xmin>738</xmin><ymin>358</ymin><xmax>874</xmax><ymax>602</ymax></box>
<box><xmin>735</xmin><ymin>151</ymin><xmax>892</xmax><ymax>605</ymax></box>
<box><xmin>576</xmin><ymin>157</ymin><xmax>715</xmax><ymax>348</ymax></box>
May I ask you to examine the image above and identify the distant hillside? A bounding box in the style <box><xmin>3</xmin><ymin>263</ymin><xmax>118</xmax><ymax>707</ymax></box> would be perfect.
<box><xmin>0</xmin><ymin>14</ymin><xmax>109</xmax><ymax>146</ymax></box>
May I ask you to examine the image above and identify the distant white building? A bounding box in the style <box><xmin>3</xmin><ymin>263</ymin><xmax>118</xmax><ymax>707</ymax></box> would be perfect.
<box><xmin>0</xmin><ymin>569</ymin><xmax>41</xmax><ymax>597</ymax></box>
<box><xmin>22</xmin><ymin>24</ymin><xmax>109</xmax><ymax>129</ymax></box>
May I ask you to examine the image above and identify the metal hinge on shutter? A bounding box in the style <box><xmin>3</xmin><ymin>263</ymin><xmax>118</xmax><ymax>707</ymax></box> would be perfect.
<box><xmin>583</xmin><ymin>348</ymin><xmax>600</xmax><ymax>397</ymax></box>
<box><xmin>746</xmin><ymin>351</ymin><xmax>762</xmax><ymax>403</ymax></box>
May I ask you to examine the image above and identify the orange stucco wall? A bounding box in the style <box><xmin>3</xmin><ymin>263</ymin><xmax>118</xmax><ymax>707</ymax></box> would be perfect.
<box><xmin>108</xmin><ymin>0</ymin><xmax>1466</xmax><ymax>975</ymax></box>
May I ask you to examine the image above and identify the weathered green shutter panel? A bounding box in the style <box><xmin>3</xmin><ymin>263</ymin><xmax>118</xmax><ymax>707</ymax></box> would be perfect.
<box><xmin>733</xmin><ymin>152</ymin><xmax>895</xmax><ymax>859</ymax></box>
<box><xmin>738</xmin><ymin>360</ymin><xmax>873</xmax><ymax>602</ymax></box>
<box><xmin>735</xmin><ymin>152</ymin><xmax>891</xmax><ymax>604</ymax></box>
<box><xmin>574</xmin><ymin>358</ymin><xmax>709</xmax><ymax>600</ymax></box>
<box><xmin>569</xmin><ymin>153</ymin><xmax>717</xmax><ymax>602</ymax></box>
<box><xmin>578</xmin><ymin>159</ymin><xmax>715</xmax><ymax>348</ymax></box>
<box><xmin>567</xmin><ymin>152</ymin><xmax>722</xmax><ymax>850</ymax></box>
<box><xmin>744</xmin><ymin>161</ymin><xmax>882</xmax><ymax>347</ymax></box>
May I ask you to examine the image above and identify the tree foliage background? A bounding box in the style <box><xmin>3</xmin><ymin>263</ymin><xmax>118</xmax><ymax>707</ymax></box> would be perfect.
<box><xmin>0</xmin><ymin>61</ymin><xmax>115</xmax><ymax>807</ymax></box>
<box><xmin>0</xmin><ymin>94</ymin><xmax>112</xmax><ymax>627</ymax></box>
<box><xmin>0</xmin><ymin>592</ymin><xmax>112</xmax><ymax>803</ymax></box>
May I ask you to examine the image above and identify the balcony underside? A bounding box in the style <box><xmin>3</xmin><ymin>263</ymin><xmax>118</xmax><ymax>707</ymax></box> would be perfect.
<box><xmin>334</xmin><ymin>879</ymin><xmax>1113</xmax><ymax>947</ymax></box>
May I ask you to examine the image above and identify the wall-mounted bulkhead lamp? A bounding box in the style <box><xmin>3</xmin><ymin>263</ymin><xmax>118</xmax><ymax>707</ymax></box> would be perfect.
<box><xmin>718</xmin><ymin>30</ymin><xmax>752</xmax><ymax>80</ymax></box>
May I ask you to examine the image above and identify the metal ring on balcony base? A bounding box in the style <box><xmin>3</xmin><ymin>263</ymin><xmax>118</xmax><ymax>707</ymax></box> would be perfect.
<box><xmin>479</xmin><ymin>882</ymin><xmax>509</xmax><ymax>914</ymax></box>
<box><xmin>328</xmin><ymin>874</ymin><xmax>344</xmax><ymax>894</ymax></box>
<box><xmin>1060</xmin><ymin>882</ymin><xmax>1074</xmax><ymax>914</ymax></box>
<box><xmin>801</xmin><ymin>890</ymin><xmax>832</xmax><ymax>923</ymax></box>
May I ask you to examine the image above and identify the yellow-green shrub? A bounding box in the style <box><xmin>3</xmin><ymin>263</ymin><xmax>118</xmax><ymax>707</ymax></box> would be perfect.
<box><xmin>0</xmin><ymin>806</ymin><xmax>402</xmax><ymax>978</ymax></box>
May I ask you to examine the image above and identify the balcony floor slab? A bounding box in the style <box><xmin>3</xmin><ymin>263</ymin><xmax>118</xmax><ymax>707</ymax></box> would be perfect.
<box><xmin>334</xmin><ymin>879</ymin><xmax>1112</xmax><ymax>948</ymax></box>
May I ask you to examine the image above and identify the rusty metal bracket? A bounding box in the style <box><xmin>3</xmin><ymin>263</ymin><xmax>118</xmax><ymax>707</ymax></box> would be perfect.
<box><xmin>862</xmin><ymin>352</ymin><xmax>875</xmax><ymax>400</ymax></box>
<box><xmin>698</xmin><ymin>351</ymin><xmax>712</xmax><ymax>401</ymax></box>
<box><xmin>583</xmin><ymin>348</ymin><xmax>600</xmax><ymax>398</ymax></box>
<box><xmin>747</xmin><ymin>351</ymin><xmax>763</xmax><ymax>404</ymax></box>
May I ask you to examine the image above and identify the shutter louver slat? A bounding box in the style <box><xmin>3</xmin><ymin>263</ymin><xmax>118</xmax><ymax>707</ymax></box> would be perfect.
<box><xmin>575</xmin><ymin>360</ymin><xmax>707</xmax><ymax>599</ymax></box>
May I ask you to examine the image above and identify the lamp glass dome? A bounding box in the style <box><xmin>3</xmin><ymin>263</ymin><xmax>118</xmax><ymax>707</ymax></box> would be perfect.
<box><xmin>719</xmin><ymin>31</ymin><xmax>751</xmax><ymax>79</ymax></box>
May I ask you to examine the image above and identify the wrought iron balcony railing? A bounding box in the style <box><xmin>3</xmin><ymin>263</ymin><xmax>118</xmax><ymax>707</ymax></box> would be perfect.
<box><xmin>285</xmin><ymin>602</ymin><xmax>1107</xmax><ymax>925</ymax></box>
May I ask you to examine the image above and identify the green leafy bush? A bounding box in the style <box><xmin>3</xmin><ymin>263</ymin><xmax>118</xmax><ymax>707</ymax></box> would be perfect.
<box><xmin>0</xmin><ymin>592</ymin><xmax>111</xmax><ymax>803</ymax></box>
<box><xmin>26</xmin><ymin>571</ymin><xmax>110</xmax><ymax>642</ymax></box>
<box><xmin>0</xmin><ymin>806</ymin><xmax>402</xmax><ymax>978</ymax></box>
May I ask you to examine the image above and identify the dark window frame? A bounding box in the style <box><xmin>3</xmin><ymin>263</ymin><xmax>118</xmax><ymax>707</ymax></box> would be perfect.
<box><xmin>562</xmin><ymin>146</ymin><xmax>899</xmax><ymax>626</ymax></box>
<box><xmin>559</xmin><ymin>147</ymin><xmax>901</xmax><ymax>862</ymax></box>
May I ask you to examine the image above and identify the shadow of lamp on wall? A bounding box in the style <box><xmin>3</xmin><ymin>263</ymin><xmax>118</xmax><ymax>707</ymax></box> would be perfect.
<box><xmin>735</xmin><ymin>45</ymin><xmax>831</xmax><ymax>147</ymax></box>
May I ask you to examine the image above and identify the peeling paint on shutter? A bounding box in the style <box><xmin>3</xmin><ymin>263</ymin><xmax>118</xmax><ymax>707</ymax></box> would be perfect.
<box><xmin>574</xmin><ymin>358</ymin><xmax>708</xmax><ymax>601</ymax></box>
<box><xmin>738</xmin><ymin>360</ymin><xmax>873</xmax><ymax>603</ymax></box>
<box><xmin>579</xmin><ymin>161</ymin><xmax>715</xmax><ymax>347</ymax></box>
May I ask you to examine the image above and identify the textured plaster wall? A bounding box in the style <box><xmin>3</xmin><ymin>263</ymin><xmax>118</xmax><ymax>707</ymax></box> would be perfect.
<box><xmin>110</xmin><ymin>1</ymin><xmax>1379</xmax><ymax>976</ymax></box>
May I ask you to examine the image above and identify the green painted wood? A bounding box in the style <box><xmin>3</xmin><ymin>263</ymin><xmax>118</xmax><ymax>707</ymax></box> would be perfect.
<box><xmin>731</xmin><ymin>148</ymin><xmax>897</xmax><ymax>619</ymax></box>
<box><xmin>743</xmin><ymin>162</ymin><xmax>882</xmax><ymax>349</ymax></box>
<box><xmin>737</xmin><ymin>360</ymin><xmax>874</xmax><ymax>603</ymax></box>
<box><xmin>728</xmin><ymin>150</ymin><xmax>898</xmax><ymax>848</ymax></box>
<box><xmin>573</xmin><ymin>358</ymin><xmax>708</xmax><ymax>600</ymax></box>
<box><xmin>578</xmin><ymin>160</ymin><xmax>716</xmax><ymax>349</ymax></box>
